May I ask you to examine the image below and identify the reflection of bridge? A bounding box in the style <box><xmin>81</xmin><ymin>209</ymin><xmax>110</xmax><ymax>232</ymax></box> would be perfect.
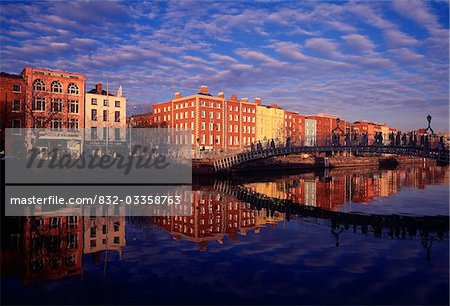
<box><xmin>213</xmin><ymin>180</ymin><xmax>449</xmax><ymax>242</ymax></box>
<box><xmin>213</xmin><ymin>145</ymin><xmax>450</xmax><ymax>172</ymax></box>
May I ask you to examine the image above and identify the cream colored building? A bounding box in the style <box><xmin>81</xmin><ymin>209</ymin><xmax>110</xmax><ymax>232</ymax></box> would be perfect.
<box><xmin>256</xmin><ymin>104</ymin><xmax>285</xmax><ymax>144</ymax></box>
<box><xmin>85</xmin><ymin>83</ymin><xmax>127</xmax><ymax>141</ymax></box>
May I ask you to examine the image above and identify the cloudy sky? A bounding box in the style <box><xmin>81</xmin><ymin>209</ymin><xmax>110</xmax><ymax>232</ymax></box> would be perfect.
<box><xmin>0</xmin><ymin>1</ymin><xmax>448</xmax><ymax>131</ymax></box>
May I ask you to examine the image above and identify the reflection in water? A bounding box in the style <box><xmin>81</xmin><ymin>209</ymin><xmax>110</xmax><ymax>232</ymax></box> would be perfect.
<box><xmin>243</xmin><ymin>163</ymin><xmax>449</xmax><ymax>211</ymax></box>
<box><xmin>1</xmin><ymin>164</ymin><xmax>449</xmax><ymax>305</ymax></box>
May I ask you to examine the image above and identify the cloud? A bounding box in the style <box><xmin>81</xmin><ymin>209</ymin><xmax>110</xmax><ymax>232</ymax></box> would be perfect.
<box><xmin>384</xmin><ymin>30</ymin><xmax>419</xmax><ymax>47</ymax></box>
<box><xmin>305</xmin><ymin>38</ymin><xmax>341</xmax><ymax>58</ymax></box>
<box><xmin>342</xmin><ymin>34</ymin><xmax>375</xmax><ymax>53</ymax></box>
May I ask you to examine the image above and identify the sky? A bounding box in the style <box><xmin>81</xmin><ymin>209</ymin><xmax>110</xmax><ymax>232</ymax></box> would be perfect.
<box><xmin>0</xmin><ymin>0</ymin><xmax>449</xmax><ymax>131</ymax></box>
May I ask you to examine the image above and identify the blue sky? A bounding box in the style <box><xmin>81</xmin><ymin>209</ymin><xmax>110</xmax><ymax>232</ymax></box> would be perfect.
<box><xmin>0</xmin><ymin>0</ymin><xmax>448</xmax><ymax>131</ymax></box>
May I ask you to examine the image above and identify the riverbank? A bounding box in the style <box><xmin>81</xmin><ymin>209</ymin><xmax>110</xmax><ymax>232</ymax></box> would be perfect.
<box><xmin>192</xmin><ymin>155</ymin><xmax>430</xmax><ymax>175</ymax></box>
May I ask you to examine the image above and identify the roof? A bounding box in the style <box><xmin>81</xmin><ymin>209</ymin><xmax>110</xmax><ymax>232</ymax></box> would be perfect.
<box><xmin>87</xmin><ymin>88</ymin><xmax>116</xmax><ymax>96</ymax></box>
<box><xmin>0</xmin><ymin>72</ymin><xmax>24</xmax><ymax>80</ymax></box>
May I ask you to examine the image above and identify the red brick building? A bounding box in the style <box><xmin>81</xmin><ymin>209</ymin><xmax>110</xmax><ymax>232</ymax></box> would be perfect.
<box><xmin>21</xmin><ymin>67</ymin><xmax>86</xmax><ymax>129</ymax></box>
<box><xmin>148</xmin><ymin>86</ymin><xmax>257</xmax><ymax>152</ymax></box>
<box><xmin>225</xmin><ymin>95</ymin><xmax>256</xmax><ymax>150</ymax></box>
<box><xmin>0</xmin><ymin>72</ymin><xmax>26</xmax><ymax>151</ymax></box>
<box><xmin>284</xmin><ymin>110</ymin><xmax>305</xmax><ymax>145</ymax></box>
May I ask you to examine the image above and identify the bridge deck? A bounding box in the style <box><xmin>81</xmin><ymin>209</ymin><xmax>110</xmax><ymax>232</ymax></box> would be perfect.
<box><xmin>213</xmin><ymin>145</ymin><xmax>449</xmax><ymax>172</ymax></box>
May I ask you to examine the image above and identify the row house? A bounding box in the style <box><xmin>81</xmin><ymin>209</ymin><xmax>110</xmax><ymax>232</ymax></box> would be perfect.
<box><xmin>85</xmin><ymin>83</ymin><xmax>127</xmax><ymax>143</ymax></box>
<box><xmin>284</xmin><ymin>110</ymin><xmax>305</xmax><ymax>145</ymax></box>
<box><xmin>151</xmin><ymin>86</ymin><xmax>257</xmax><ymax>151</ymax></box>
<box><xmin>256</xmin><ymin>103</ymin><xmax>285</xmax><ymax>145</ymax></box>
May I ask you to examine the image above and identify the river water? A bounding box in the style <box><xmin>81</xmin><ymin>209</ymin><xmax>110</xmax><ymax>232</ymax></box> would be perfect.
<box><xmin>1</xmin><ymin>163</ymin><xmax>449</xmax><ymax>305</ymax></box>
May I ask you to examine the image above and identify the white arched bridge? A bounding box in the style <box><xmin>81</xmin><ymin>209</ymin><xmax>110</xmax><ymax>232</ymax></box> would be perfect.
<box><xmin>213</xmin><ymin>145</ymin><xmax>450</xmax><ymax>172</ymax></box>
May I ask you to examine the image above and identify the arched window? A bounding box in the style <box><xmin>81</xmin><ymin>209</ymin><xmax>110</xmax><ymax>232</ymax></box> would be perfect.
<box><xmin>33</xmin><ymin>79</ymin><xmax>45</xmax><ymax>92</ymax></box>
<box><xmin>51</xmin><ymin>81</ymin><xmax>63</xmax><ymax>93</ymax></box>
<box><xmin>67</xmin><ymin>83</ymin><xmax>79</xmax><ymax>95</ymax></box>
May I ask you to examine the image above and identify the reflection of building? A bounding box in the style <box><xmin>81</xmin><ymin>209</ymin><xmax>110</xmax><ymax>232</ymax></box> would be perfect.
<box><xmin>83</xmin><ymin>216</ymin><xmax>126</xmax><ymax>259</ymax></box>
<box><xmin>153</xmin><ymin>190</ymin><xmax>258</xmax><ymax>250</ymax></box>
<box><xmin>22</xmin><ymin>216</ymin><xmax>83</xmax><ymax>285</ymax></box>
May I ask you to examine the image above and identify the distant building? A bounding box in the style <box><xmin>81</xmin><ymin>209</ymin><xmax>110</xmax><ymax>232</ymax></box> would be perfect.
<box><xmin>305</xmin><ymin>118</ymin><xmax>316</xmax><ymax>146</ymax></box>
<box><xmin>256</xmin><ymin>103</ymin><xmax>285</xmax><ymax>144</ymax></box>
<box><xmin>284</xmin><ymin>110</ymin><xmax>305</xmax><ymax>145</ymax></box>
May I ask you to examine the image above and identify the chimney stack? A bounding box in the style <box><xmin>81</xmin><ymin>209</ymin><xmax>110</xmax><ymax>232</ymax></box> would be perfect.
<box><xmin>230</xmin><ymin>94</ymin><xmax>238</xmax><ymax>101</ymax></box>
<box><xmin>240</xmin><ymin>97</ymin><xmax>249</xmax><ymax>102</ymax></box>
<box><xmin>254</xmin><ymin>97</ymin><xmax>262</xmax><ymax>105</ymax></box>
<box><xmin>270</xmin><ymin>103</ymin><xmax>279</xmax><ymax>109</ymax></box>
<box><xmin>217</xmin><ymin>92</ymin><xmax>225</xmax><ymax>98</ymax></box>
<box><xmin>199</xmin><ymin>85</ymin><xmax>209</xmax><ymax>94</ymax></box>
<box><xmin>96</xmin><ymin>83</ymin><xmax>102</xmax><ymax>94</ymax></box>
<box><xmin>174</xmin><ymin>92</ymin><xmax>182</xmax><ymax>99</ymax></box>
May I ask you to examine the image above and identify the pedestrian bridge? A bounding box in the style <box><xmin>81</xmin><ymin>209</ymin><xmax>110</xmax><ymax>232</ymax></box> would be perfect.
<box><xmin>213</xmin><ymin>145</ymin><xmax>450</xmax><ymax>172</ymax></box>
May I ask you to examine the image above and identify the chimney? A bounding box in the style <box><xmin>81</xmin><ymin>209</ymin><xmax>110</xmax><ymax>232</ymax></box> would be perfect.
<box><xmin>254</xmin><ymin>97</ymin><xmax>262</xmax><ymax>105</ymax></box>
<box><xmin>117</xmin><ymin>85</ymin><xmax>122</xmax><ymax>97</ymax></box>
<box><xmin>240</xmin><ymin>97</ymin><xmax>249</xmax><ymax>102</ymax></box>
<box><xmin>96</xmin><ymin>83</ymin><xmax>102</xmax><ymax>94</ymax></box>
<box><xmin>230</xmin><ymin>94</ymin><xmax>238</xmax><ymax>101</ymax></box>
<box><xmin>270</xmin><ymin>103</ymin><xmax>279</xmax><ymax>109</ymax></box>
<box><xmin>199</xmin><ymin>85</ymin><xmax>209</xmax><ymax>94</ymax></box>
<box><xmin>217</xmin><ymin>92</ymin><xmax>225</xmax><ymax>98</ymax></box>
<box><xmin>174</xmin><ymin>92</ymin><xmax>182</xmax><ymax>99</ymax></box>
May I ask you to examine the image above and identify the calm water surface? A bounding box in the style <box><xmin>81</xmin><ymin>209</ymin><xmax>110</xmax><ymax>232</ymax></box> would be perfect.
<box><xmin>1</xmin><ymin>163</ymin><xmax>449</xmax><ymax>305</ymax></box>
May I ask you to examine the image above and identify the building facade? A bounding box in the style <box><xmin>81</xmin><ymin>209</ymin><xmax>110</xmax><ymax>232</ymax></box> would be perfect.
<box><xmin>21</xmin><ymin>67</ymin><xmax>86</xmax><ymax>130</ymax></box>
<box><xmin>85</xmin><ymin>83</ymin><xmax>127</xmax><ymax>144</ymax></box>
<box><xmin>284</xmin><ymin>110</ymin><xmax>305</xmax><ymax>145</ymax></box>
<box><xmin>256</xmin><ymin>103</ymin><xmax>285</xmax><ymax>145</ymax></box>
<box><xmin>305</xmin><ymin>118</ymin><xmax>317</xmax><ymax>146</ymax></box>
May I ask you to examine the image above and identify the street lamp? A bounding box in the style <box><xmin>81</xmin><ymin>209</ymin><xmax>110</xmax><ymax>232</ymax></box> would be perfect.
<box><xmin>425</xmin><ymin>114</ymin><xmax>434</xmax><ymax>135</ymax></box>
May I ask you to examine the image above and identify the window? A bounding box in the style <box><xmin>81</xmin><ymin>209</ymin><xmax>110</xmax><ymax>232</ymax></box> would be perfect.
<box><xmin>12</xmin><ymin>119</ymin><xmax>21</xmax><ymax>131</ymax></box>
<box><xmin>50</xmin><ymin>118</ymin><xmax>63</xmax><ymax>130</ymax></box>
<box><xmin>33</xmin><ymin>97</ymin><xmax>45</xmax><ymax>111</ymax></box>
<box><xmin>115</xmin><ymin>101</ymin><xmax>120</xmax><ymax>107</ymax></box>
<box><xmin>115</xmin><ymin>128</ymin><xmax>120</xmax><ymax>140</ymax></box>
<box><xmin>33</xmin><ymin>79</ymin><xmax>45</xmax><ymax>91</ymax></box>
<box><xmin>201</xmin><ymin>111</ymin><xmax>205</xmax><ymax>118</ymax></box>
<box><xmin>217</xmin><ymin>113</ymin><xmax>221</xmax><ymax>119</ymax></box>
<box><xmin>51</xmin><ymin>98</ymin><xmax>62</xmax><ymax>112</ymax></box>
<box><xmin>67</xmin><ymin>118</ymin><xmax>79</xmax><ymax>130</ymax></box>
<box><xmin>114</xmin><ymin>237</ymin><xmax>120</xmax><ymax>244</ymax></box>
<box><xmin>201</xmin><ymin>122</ymin><xmax>205</xmax><ymax>130</ymax></box>
<box><xmin>103</xmin><ymin>110</ymin><xmax>108</xmax><ymax>121</ymax></box>
<box><xmin>103</xmin><ymin>99</ymin><xmax>108</xmax><ymax>106</ymax></box>
<box><xmin>33</xmin><ymin>117</ymin><xmax>46</xmax><ymax>128</ymax></box>
<box><xmin>12</xmin><ymin>99</ymin><xmax>21</xmax><ymax>112</ymax></box>
<box><xmin>68</xmin><ymin>100</ymin><xmax>78</xmax><ymax>113</ymax></box>
<box><xmin>91</xmin><ymin>127</ymin><xmax>97</xmax><ymax>139</ymax></box>
<box><xmin>67</xmin><ymin>83</ymin><xmax>79</xmax><ymax>95</ymax></box>
<box><xmin>51</xmin><ymin>81</ymin><xmax>63</xmax><ymax>93</ymax></box>
<box><xmin>201</xmin><ymin>101</ymin><xmax>206</xmax><ymax>106</ymax></box>
<box><xmin>12</xmin><ymin>84</ymin><xmax>21</xmax><ymax>93</ymax></box>
<box><xmin>91</xmin><ymin>98</ymin><xmax>97</xmax><ymax>105</ymax></box>
<box><xmin>115</xmin><ymin>111</ymin><xmax>120</xmax><ymax>122</ymax></box>
<box><xmin>91</xmin><ymin>109</ymin><xmax>97</xmax><ymax>121</ymax></box>
<box><xmin>209</xmin><ymin>112</ymin><xmax>213</xmax><ymax>119</ymax></box>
